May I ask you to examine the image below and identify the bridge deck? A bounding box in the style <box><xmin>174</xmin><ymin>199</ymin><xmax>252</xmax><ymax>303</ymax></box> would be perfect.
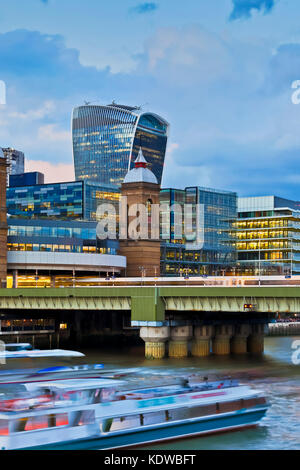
<box><xmin>0</xmin><ymin>287</ymin><xmax>299</xmax><ymax>322</ymax></box>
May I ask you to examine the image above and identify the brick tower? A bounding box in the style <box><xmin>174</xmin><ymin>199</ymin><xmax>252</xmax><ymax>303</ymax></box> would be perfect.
<box><xmin>119</xmin><ymin>148</ymin><xmax>161</xmax><ymax>277</ymax></box>
<box><xmin>0</xmin><ymin>149</ymin><xmax>7</xmax><ymax>287</ymax></box>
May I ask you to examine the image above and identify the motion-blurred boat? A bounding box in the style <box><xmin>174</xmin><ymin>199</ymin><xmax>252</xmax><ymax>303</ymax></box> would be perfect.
<box><xmin>0</xmin><ymin>343</ymin><xmax>85</xmax><ymax>359</ymax></box>
<box><xmin>0</xmin><ymin>376</ymin><xmax>269</xmax><ymax>450</ymax></box>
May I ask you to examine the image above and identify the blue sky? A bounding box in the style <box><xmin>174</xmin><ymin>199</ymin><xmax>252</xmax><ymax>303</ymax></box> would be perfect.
<box><xmin>1</xmin><ymin>0</ymin><xmax>300</xmax><ymax>199</ymax></box>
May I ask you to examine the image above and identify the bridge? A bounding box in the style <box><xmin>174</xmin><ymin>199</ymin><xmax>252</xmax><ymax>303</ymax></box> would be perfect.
<box><xmin>0</xmin><ymin>285</ymin><xmax>297</xmax><ymax>359</ymax></box>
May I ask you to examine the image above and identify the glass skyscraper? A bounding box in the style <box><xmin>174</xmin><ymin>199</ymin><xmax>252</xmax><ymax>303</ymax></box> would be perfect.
<box><xmin>160</xmin><ymin>186</ymin><xmax>237</xmax><ymax>276</ymax></box>
<box><xmin>72</xmin><ymin>103</ymin><xmax>169</xmax><ymax>188</ymax></box>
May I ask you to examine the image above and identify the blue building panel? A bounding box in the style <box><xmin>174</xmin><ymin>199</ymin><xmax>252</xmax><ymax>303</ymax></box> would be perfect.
<box><xmin>7</xmin><ymin>181</ymin><xmax>84</xmax><ymax>219</ymax></box>
<box><xmin>6</xmin><ymin>180</ymin><xmax>121</xmax><ymax>222</ymax></box>
<box><xmin>9</xmin><ymin>172</ymin><xmax>45</xmax><ymax>188</ymax></box>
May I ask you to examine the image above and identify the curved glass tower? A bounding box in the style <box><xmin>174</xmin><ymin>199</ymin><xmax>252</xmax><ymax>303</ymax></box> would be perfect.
<box><xmin>72</xmin><ymin>103</ymin><xmax>169</xmax><ymax>188</ymax></box>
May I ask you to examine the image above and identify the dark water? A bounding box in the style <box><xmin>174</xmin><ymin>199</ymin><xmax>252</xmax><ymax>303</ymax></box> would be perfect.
<box><xmin>80</xmin><ymin>336</ymin><xmax>300</xmax><ymax>450</ymax></box>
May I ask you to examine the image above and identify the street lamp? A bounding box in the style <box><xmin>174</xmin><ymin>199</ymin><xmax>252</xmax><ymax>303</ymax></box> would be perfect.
<box><xmin>183</xmin><ymin>268</ymin><xmax>189</xmax><ymax>279</ymax></box>
<box><xmin>139</xmin><ymin>266</ymin><xmax>146</xmax><ymax>286</ymax></box>
<box><xmin>111</xmin><ymin>268</ymin><xmax>116</xmax><ymax>286</ymax></box>
<box><xmin>183</xmin><ymin>268</ymin><xmax>190</xmax><ymax>286</ymax></box>
<box><xmin>154</xmin><ymin>266</ymin><xmax>158</xmax><ymax>286</ymax></box>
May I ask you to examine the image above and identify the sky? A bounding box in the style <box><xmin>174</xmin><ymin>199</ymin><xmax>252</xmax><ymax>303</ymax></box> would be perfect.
<box><xmin>1</xmin><ymin>0</ymin><xmax>300</xmax><ymax>199</ymax></box>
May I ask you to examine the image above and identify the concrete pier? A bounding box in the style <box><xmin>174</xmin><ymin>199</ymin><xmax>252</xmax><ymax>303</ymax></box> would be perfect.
<box><xmin>140</xmin><ymin>326</ymin><xmax>170</xmax><ymax>359</ymax></box>
<box><xmin>212</xmin><ymin>325</ymin><xmax>234</xmax><ymax>355</ymax></box>
<box><xmin>168</xmin><ymin>325</ymin><xmax>193</xmax><ymax>358</ymax></box>
<box><xmin>248</xmin><ymin>324</ymin><xmax>265</xmax><ymax>354</ymax></box>
<box><xmin>191</xmin><ymin>326</ymin><xmax>214</xmax><ymax>357</ymax></box>
<box><xmin>231</xmin><ymin>324</ymin><xmax>251</xmax><ymax>354</ymax></box>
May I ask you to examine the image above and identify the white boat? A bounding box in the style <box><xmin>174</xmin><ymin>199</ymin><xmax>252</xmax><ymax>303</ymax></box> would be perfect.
<box><xmin>0</xmin><ymin>376</ymin><xmax>269</xmax><ymax>450</ymax></box>
<box><xmin>0</xmin><ymin>343</ymin><xmax>85</xmax><ymax>359</ymax></box>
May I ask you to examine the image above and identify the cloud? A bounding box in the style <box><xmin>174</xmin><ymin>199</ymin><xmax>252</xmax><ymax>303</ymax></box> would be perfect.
<box><xmin>130</xmin><ymin>2</ymin><xmax>158</xmax><ymax>15</ymax></box>
<box><xmin>142</xmin><ymin>26</ymin><xmax>233</xmax><ymax>83</ymax></box>
<box><xmin>230</xmin><ymin>0</ymin><xmax>275</xmax><ymax>20</ymax></box>
<box><xmin>138</xmin><ymin>25</ymin><xmax>300</xmax><ymax>198</ymax></box>
<box><xmin>25</xmin><ymin>159</ymin><xmax>74</xmax><ymax>183</ymax></box>
<box><xmin>37</xmin><ymin>124</ymin><xmax>70</xmax><ymax>143</ymax></box>
<box><xmin>263</xmin><ymin>43</ymin><xmax>300</xmax><ymax>95</ymax></box>
<box><xmin>8</xmin><ymin>101</ymin><xmax>55</xmax><ymax>120</ymax></box>
<box><xmin>1</xmin><ymin>25</ymin><xmax>300</xmax><ymax>200</ymax></box>
<box><xmin>0</xmin><ymin>29</ymin><xmax>113</xmax><ymax>166</ymax></box>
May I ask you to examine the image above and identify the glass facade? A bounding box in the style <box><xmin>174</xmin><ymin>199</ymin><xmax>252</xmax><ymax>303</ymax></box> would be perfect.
<box><xmin>234</xmin><ymin>196</ymin><xmax>300</xmax><ymax>274</ymax></box>
<box><xmin>7</xmin><ymin>180</ymin><xmax>120</xmax><ymax>221</ymax></box>
<box><xmin>130</xmin><ymin>115</ymin><xmax>168</xmax><ymax>183</ymax></box>
<box><xmin>160</xmin><ymin>188</ymin><xmax>185</xmax><ymax>243</ymax></box>
<box><xmin>160</xmin><ymin>186</ymin><xmax>237</xmax><ymax>276</ymax></box>
<box><xmin>7</xmin><ymin>181</ymin><xmax>84</xmax><ymax>219</ymax></box>
<box><xmin>6</xmin><ymin>218</ymin><xmax>121</xmax><ymax>288</ymax></box>
<box><xmin>84</xmin><ymin>182</ymin><xmax>120</xmax><ymax>221</ymax></box>
<box><xmin>7</xmin><ymin>219</ymin><xmax>116</xmax><ymax>255</ymax></box>
<box><xmin>72</xmin><ymin>103</ymin><xmax>169</xmax><ymax>188</ymax></box>
<box><xmin>196</xmin><ymin>187</ymin><xmax>236</xmax><ymax>252</ymax></box>
<box><xmin>2</xmin><ymin>148</ymin><xmax>25</xmax><ymax>186</ymax></box>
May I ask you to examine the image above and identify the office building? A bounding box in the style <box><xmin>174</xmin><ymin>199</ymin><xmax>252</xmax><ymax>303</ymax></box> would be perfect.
<box><xmin>160</xmin><ymin>186</ymin><xmax>237</xmax><ymax>276</ymax></box>
<box><xmin>72</xmin><ymin>103</ymin><xmax>169</xmax><ymax>188</ymax></box>
<box><xmin>9</xmin><ymin>172</ymin><xmax>44</xmax><ymax>188</ymax></box>
<box><xmin>5</xmin><ymin>171</ymin><xmax>238</xmax><ymax>278</ymax></box>
<box><xmin>83</xmin><ymin>181</ymin><xmax>120</xmax><ymax>221</ymax></box>
<box><xmin>234</xmin><ymin>196</ymin><xmax>300</xmax><ymax>275</ymax></box>
<box><xmin>2</xmin><ymin>148</ymin><xmax>24</xmax><ymax>186</ymax></box>
<box><xmin>7</xmin><ymin>218</ymin><xmax>125</xmax><ymax>287</ymax></box>
<box><xmin>7</xmin><ymin>181</ymin><xmax>84</xmax><ymax>219</ymax></box>
<box><xmin>6</xmin><ymin>180</ymin><xmax>120</xmax><ymax>221</ymax></box>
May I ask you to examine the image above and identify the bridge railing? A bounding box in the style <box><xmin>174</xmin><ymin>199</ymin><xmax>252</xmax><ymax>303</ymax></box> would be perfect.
<box><xmin>68</xmin><ymin>275</ymin><xmax>300</xmax><ymax>288</ymax></box>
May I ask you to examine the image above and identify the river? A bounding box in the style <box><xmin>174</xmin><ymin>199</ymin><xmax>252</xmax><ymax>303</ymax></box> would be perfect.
<box><xmin>79</xmin><ymin>336</ymin><xmax>300</xmax><ymax>450</ymax></box>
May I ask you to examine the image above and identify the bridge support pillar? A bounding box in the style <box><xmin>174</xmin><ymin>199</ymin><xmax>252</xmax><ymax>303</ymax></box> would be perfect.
<box><xmin>248</xmin><ymin>324</ymin><xmax>265</xmax><ymax>354</ymax></box>
<box><xmin>69</xmin><ymin>311</ymin><xmax>83</xmax><ymax>346</ymax></box>
<box><xmin>191</xmin><ymin>326</ymin><xmax>214</xmax><ymax>357</ymax></box>
<box><xmin>169</xmin><ymin>326</ymin><xmax>193</xmax><ymax>358</ymax></box>
<box><xmin>140</xmin><ymin>326</ymin><xmax>170</xmax><ymax>359</ymax></box>
<box><xmin>212</xmin><ymin>325</ymin><xmax>234</xmax><ymax>355</ymax></box>
<box><xmin>231</xmin><ymin>324</ymin><xmax>251</xmax><ymax>354</ymax></box>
